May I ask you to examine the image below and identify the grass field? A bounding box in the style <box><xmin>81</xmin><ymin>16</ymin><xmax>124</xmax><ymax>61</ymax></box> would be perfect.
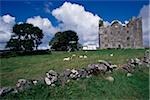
<box><xmin>0</xmin><ymin>49</ymin><xmax>149</xmax><ymax>99</ymax></box>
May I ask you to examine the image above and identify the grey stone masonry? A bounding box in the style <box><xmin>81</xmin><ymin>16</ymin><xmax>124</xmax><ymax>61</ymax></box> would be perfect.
<box><xmin>99</xmin><ymin>17</ymin><xmax>143</xmax><ymax>49</ymax></box>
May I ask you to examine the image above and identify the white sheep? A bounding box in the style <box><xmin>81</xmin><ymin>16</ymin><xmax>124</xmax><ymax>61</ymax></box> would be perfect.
<box><xmin>72</xmin><ymin>54</ymin><xmax>76</xmax><ymax>57</ymax></box>
<box><xmin>83</xmin><ymin>55</ymin><xmax>87</xmax><ymax>59</ymax></box>
<box><xmin>110</xmin><ymin>53</ymin><xmax>114</xmax><ymax>57</ymax></box>
<box><xmin>63</xmin><ymin>57</ymin><xmax>70</xmax><ymax>61</ymax></box>
<box><xmin>79</xmin><ymin>55</ymin><xmax>83</xmax><ymax>58</ymax></box>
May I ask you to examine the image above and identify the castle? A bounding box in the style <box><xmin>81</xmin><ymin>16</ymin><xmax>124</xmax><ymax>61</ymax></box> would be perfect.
<box><xmin>98</xmin><ymin>17</ymin><xmax>143</xmax><ymax>49</ymax></box>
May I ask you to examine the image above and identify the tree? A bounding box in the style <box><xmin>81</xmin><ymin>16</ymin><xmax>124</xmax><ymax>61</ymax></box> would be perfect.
<box><xmin>99</xmin><ymin>20</ymin><xmax>103</xmax><ymax>27</ymax></box>
<box><xmin>6</xmin><ymin>23</ymin><xmax>43</xmax><ymax>51</ymax></box>
<box><xmin>49</xmin><ymin>30</ymin><xmax>79</xmax><ymax>51</ymax></box>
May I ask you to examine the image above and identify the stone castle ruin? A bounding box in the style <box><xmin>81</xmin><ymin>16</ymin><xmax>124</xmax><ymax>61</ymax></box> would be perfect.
<box><xmin>98</xmin><ymin>17</ymin><xmax>143</xmax><ymax>49</ymax></box>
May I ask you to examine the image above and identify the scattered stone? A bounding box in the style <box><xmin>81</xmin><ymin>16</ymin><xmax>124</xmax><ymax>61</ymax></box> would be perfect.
<box><xmin>122</xmin><ymin>64</ymin><xmax>134</xmax><ymax>73</ymax></box>
<box><xmin>16</xmin><ymin>79</ymin><xmax>33</xmax><ymax>91</ymax></box>
<box><xmin>32</xmin><ymin>80</ymin><xmax>38</xmax><ymax>85</ymax></box>
<box><xmin>69</xmin><ymin>69</ymin><xmax>79</xmax><ymax>80</ymax></box>
<box><xmin>127</xmin><ymin>73</ymin><xmax>133</xmax><ymax>77</ymax></box>
<box><xmin>110</xmin><ymin>64</ymin><xmax>117</xmax><ymax>69</ymax></box>
<box><xmin>0</xmin><ymin>87</ymin><xmax>14</xmax><ymax>97</ymax></box>
<box><xmin>143</xmin><ymin>50</ymin><xmax>150</xmax><ymax>67</ymax></box>
<box><xmin>44</xmin><ymin>77</ymin><xmax>51</xmax><ymax>85</ymax></box>
<box><xmin>59</xmin><ymin>69</ymin><xmax>71</xmax><ymax>85</ymax></box>
<box><xmin>105</xmin><ymin>76</ymin><xmax>114</xmax><ymax>82</ymax></box>
<box><xmin>45</xmin><ymin>70</ymin><xmax>58</xmax><ymax>86</ymax></box>
<box><xmin>77</xmin><ymin>68</ymin><xmax>88</xmax><ymax>78</ymax></box>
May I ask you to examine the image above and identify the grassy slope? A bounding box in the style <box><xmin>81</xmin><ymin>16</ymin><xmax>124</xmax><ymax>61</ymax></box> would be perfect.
<box><xmin>2</xmin><ymin>68</ymin><xmax>149</xmax><ymax>100</ymax></box>
<box><xmin>0</xmin><ymin>49</ymin><xmax>149</xmax><ymax>99</ymax></box>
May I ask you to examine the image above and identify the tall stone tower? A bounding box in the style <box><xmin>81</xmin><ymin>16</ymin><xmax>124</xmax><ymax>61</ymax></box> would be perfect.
<box><xmin>98</xmin><ymin>17</ymin><xmax>143</xmax><ymax>49</ymax></box>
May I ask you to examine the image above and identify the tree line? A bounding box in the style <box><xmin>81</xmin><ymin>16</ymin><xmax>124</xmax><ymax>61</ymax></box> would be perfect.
<box><xmin>6</xmin><ymin>23</ymin><xmax>80</xmax><ymax>52</ymax></box>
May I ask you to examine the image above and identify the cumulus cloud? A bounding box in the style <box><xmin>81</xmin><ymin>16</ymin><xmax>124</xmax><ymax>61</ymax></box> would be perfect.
<box><xmin>26</xmin><ymin>16</ymin><xmax>58</xmax><ymax>49</ymax></box>
<box><xmin>0</xmin><ymin>14</ymin><xmax>15</xmax><ymax>50</ymax></box>
<box><xmin>52</xmin><ymin>2</ymin><xmax>100</xmax><ymax>46</ymax></box>
<box><xmin>139</xmin><ymin>4</ymin><xmax>150</xmax><ymax>47</ymax></box>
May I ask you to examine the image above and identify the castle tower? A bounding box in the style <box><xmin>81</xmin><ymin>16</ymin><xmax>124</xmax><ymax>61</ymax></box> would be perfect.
<box><xmin>98</xmin><ymin>17</ymin><xmax>143</xmax><ymax>49</ymax></box>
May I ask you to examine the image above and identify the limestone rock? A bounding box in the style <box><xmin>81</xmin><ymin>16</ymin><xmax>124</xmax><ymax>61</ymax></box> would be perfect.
<box><xmin>105</xmin><ymin>76</ymin><xmax>114</xmax><ymax>82</ymax></box>
<box><xmin>127</xmin><ymin>73</ymin><xmax>133</xmax><ymax>77</ymax></box>
<box><xmin>16</xmin><ymin>79</ymin><xmax>33</xmax><ymax>91</ymax></box>
<box><xmin>69</xmin><ymin>69</ymin><xmax>79</xmax><ymax>80</ymax></box>
<box><xmin>77</xmin><ymin>68</ymin><xmax>88</xmax><ymax>78</ymax></box>
<box><xmin>44</xmin><ymin>70</ymin><xmax>58</xmax><ymax>86</ymax></box>
<box><xmin>0</xmin><ymin>87</ymin><xmax>14</xmax><ymax>96</ymax></box>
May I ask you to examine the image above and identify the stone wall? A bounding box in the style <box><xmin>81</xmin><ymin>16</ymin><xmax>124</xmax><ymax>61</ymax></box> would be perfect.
<box><xmin>99</xmin><ymin>17</ymin><xmax>143</xmax><ymax>49</ymax></box>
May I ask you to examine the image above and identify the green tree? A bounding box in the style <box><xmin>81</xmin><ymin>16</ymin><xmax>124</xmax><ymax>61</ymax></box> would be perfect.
<box><xmin>49</xmin><ymin>30</ymin><xmax>79</xmax><ymax>51</ymax></box>
<box><xmin>6</xmin><ymin>23</ymin><xmax>43</xmax><ymax>51</ymax></box>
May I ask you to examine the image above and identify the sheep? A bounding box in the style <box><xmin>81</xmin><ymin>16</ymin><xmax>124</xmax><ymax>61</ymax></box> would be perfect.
<box><xmin>83</xmin><ymin>55</ymin><xmax>87</xmax><ymax>59</ymax></box>
<box><xmin>79</xmin><ymin>55</ymin><xmax>83</xmax><ymax>58</ymax></box>
<box><xmin>72</xmin><ymin>54</ymin><xmax>76</xmax><ymax>57</ymax></box>
<box><xmin>79</xmin><ymin>55</ymin><xmax>87</xmax><ymax>59</ymax></box>
<box><xmin>110</xmin><ymin>53</ymin><xmax>114</xmax><ymax>57</ymax></box>
<box><xmin>63</xmin><ymin>57</ymin><xmax>70</xmax><ymax>61</ymax></box>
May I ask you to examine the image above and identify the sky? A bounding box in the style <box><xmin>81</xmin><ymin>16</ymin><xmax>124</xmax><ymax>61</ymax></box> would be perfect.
<box><xmin>0</xmin><ymin>0</ymin><xmax>149</xmax><ymax>49</ymax></box>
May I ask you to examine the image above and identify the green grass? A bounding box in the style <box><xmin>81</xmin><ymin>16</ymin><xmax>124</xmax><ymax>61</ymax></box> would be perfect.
<box><xmin>0</xmin><ymin>49</ymin><xmax>149</xmax><ymax>99</ymax></box>
<box><xmin>1</xmin><ymin>68</ymin><xmax>149</xmax><ymax>100</ymax></box>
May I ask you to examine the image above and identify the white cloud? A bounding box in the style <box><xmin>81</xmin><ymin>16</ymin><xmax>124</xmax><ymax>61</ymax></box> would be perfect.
<box><xmin>0</xmin><ymin>14</ymin><xmax>15</xmax><ymax>50</ymax></box>
<box><xmin>26</xmin><ymin>16</ymin><xmax>59</xmax><ymax>49</ymax></box>
<box><xmin>139</xmin><ymin>4</ymin><xmax>150</xmax><ymax>47</ymax></box>
<box><xmin>52</xmin><ymin>2</ymin><xmax>100</xmax><ymax>46</ymax></box>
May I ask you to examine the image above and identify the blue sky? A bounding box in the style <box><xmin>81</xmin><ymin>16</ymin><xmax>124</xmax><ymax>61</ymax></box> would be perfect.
<box><xmin>0</xmin><ymin>0</ymin><xmax>149</xmax><ymax>49</ymax></box>
<box><xmin>1</xmin><ymin>0</ymin><xmax>149</xmax><ymax>25</ymax></box>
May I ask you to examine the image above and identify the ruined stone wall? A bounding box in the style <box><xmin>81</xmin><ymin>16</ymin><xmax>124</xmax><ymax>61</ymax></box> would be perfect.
<box><xmin>99</xmin><ymin>17</ymin><xmax>143</xmax><ymax>49</ymax></box>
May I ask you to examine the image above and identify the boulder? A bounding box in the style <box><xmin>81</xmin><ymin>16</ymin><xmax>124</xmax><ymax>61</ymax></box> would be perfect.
<box><xmin>128</xmin><ymin>58</ymin><xmax>142</xmax><ymax>66</ymax></box>
<box><xmin>44</xmin><ymin>77</ymin><xmax>51</xmax><ymax>85</ymax></box>
<box><xmin>98</xmin><ymin>60</ymin><xmax>115</xmax><ymax>72</ymax></box>
<box><xmin>127</xmin><ymin>73</ymin><xmax>133</xmax><ymax>77</ymax></box>
<box><xmin>143</xmin><ymin>50</ymin><xmax>150</xmax><ymax>67</ymax></box>
<box><xmin>0</xmin><ymin>87</ymin><xmax>14</xmax><ymax>97</ymax></box>
<box><xmin>59</xmin><ymin>69</ymin><xmax>71</xmax><ymax>85</ymax></box>
<box><xmin>105</xmin><ymin>76</ymin><xmax>114</xmax><ymax>82</ymax></box>
<box><xmin>69</xmin><ymin>69</ymin><xmax>79</xmax><ymax>80</ymax></box>
<box><xmin>122</xmin><ymin>63</ymin><xmax>134</xmax><ymax>73</ymax></box>
<box><xmin>16</xmin><ymin>79</ymin><xmax>33</xmax><ymax>91</ymax></box>
<box><xmin>44</xmin><ymin>70</ymin><xmax>58</xmax><ymax>86</ymax></box>
<box><xmin>77</xmin><ymin>68</ymin><xmax>88</xmax><ymax>78</ymax></box>
<box><xmin>87</xmin><ymin>64</ymin><xmax>99</xmax><ymax>75</ymax></box>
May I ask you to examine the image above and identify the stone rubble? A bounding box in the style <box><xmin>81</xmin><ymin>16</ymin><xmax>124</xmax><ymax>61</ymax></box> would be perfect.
<box><xmin>44</xmin><ymin>70</ymin><xmax>59</xmax><ymax>86</ymax></box>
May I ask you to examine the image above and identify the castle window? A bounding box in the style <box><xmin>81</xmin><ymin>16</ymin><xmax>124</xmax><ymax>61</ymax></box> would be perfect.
<box><xmin>105</xmin><ymin>44</ymin><xmax>108</xmax><ymax>47</ymax></box>
<box><xmin>118</xmin><ymin>44</ymin><xmax>121</xmax><ymax>48</ymax></box>
<box><xmin>127</xmin><ymin>30</ymin><xmax>129</xmax><ymax>33</ymax></box>
<box><xmin>127</xmin><ymin>43</ymin><xmax>130</xmax><ymax>46</ymax></box>
<box><xmin>127</xmin><ymin>37</ymin><xmax>130</xmax><ymax>40</ymax></box>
